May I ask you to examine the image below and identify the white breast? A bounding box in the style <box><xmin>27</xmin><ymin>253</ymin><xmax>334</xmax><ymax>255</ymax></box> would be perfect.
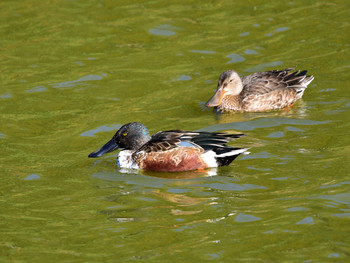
<box><xmin>117</xmin><ymin>150</ymin><xmax>139</xmax><ymax>169</ymax></box>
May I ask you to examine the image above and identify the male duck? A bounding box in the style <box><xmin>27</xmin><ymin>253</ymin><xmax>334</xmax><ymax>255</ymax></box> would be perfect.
<box><xmin>206</xmin><ymin>68</ymin><xmax>314</xmax><ymax>112</ymax></box>
<box><xmin>88</xmin><ymin>122</ymin><xmax>248</xmax><ymax>172</ymax></box>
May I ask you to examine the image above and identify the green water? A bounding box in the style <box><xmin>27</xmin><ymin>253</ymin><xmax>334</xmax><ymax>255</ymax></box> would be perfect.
<box><xmin>1</xmin><ymin>0</ymin><xmax>349</xmax><ymax>262</ymax></box>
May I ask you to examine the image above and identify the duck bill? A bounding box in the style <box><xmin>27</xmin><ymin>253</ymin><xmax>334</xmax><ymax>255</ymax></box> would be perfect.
<box><xmin>206</xmin><ymin>88</ymin><xmax>226</xmax><ymax>107</ymax></box>
<box><xmin>88</xmin><ymin>138</ymin><xmax>120</xmax><ymax>158</ymax></box>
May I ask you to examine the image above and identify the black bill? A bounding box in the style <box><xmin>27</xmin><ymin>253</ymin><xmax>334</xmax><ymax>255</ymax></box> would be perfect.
<box><xmin>88</xmin><ymin>137</ymin><xmax>119</xmax><ymax>158</ymax></box>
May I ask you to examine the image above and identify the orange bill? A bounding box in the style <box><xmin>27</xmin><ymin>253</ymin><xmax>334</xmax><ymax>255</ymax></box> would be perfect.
<box><xmin>206</xmin><ymin>88</ymin><xmax>226</xmax><ymax>107</ymax></box>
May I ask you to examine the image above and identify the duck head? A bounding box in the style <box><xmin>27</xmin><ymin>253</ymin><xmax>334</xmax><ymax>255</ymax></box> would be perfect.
<box><xmin>206</xmin><ymin>70</ymin><xmax>243</xmax><ymax>107</ymax></box>
<box><xmin>88</xmin><ymin>122</ymin><xmax>151</xmax><ymax>158</ymax></box>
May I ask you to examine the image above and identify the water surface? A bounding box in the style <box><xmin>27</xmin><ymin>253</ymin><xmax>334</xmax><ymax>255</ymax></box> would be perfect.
<box><xmin>1</xmin><ymin>0</ymin><xmax>349</xmax><ymax>262</ymax></box>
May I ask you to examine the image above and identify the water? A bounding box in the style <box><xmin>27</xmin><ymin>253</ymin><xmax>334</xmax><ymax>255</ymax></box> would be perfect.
<box><xmin>1</xmin><ymin>0</ymin><xmax>349</xmax><ymax>262</ymax></box>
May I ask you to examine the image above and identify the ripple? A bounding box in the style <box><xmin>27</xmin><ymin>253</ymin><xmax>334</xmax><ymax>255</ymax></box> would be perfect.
<box><xmin>200</xmin><ymin>117</ymin><xmax>330</xmax><ymax>132</ymax></box>
<box><xmin>190</xmin><ymin>49</ymin><xmax>215</xmax><ymax>54</ymax></box>
<box><xmin>235</xmin><ymin>213</ymin><xmax>261</xmax><ymax>222</ymax></box>
<box><xmin>296</xmin><ymin>217</ymin><xmax>315</xmax><ymax>225</ymax></box>
<box><xmin>285</xmin><ymin>207</ymin><xmax>310</xmax><ymax>212</ymax></box>
<box><xmin>275</xmin><ymin>27</ymin><xmax>290</xmax><ymax>32</ymax></box>
<box><xmin>173</xmin><ymin>75</ymin><xmax>192</xmax><ymax>81</ymax></box>
<box><xmin>330</xmin><ymin>213</ymin><xmax>350</xmax><ymax>219</ymax></box>
<box><xmin>271</xmin><ymin>177</ymin><xmax>289</xmax><ymax>181</ymax></box>
<box><xmin>244</xmin><ymin>61</ymin><xmax>283</xmax><ymax>73</ymax></box>
<box><xmin>239</xmin><ymin>32</ymin><xmax>250</xmax><ymax>37</ymax></box>
<box><xmin>26</xmin><ymin>86</ymin><xmax>47</xmax><ymax>93</ymax></box>
<box><xmin>319</xmin><ymin>181</ymin><xmax>350</xmax><ymax>189</ymax></box>
<box><xmin>149</xmin><ymin>24</ymin><xmax>179</xmax><ymax>36</ymax></box>
<box><xmin>53</xmin><ymin>74</ymin><xmax>105</xmax><ymax>89</ymax></box>
<box><xmin>24</xmin><ymin>174</ymin><xmax>41</xmax><ymax>180</ymax></box>
<box><xmin>286</xmin><ymin>126</ymin><xmax>305</xmax><ymax>132</ymax></box>
<box><xmin>81</xmin><ymin>124</ymin><xmax>122</xmax><ymax>137</ymax></box>
<box><xmin>312</xmin><ymin>193</ymin><xmax>350</xmax><ymax>205</ymax></box>
<box><xmin>320</xmin><ymin>88</ymin><xmax>336</xmax><ymax>92</ymax></box>
<box><xmin>244</xmin><ymin>49</ymin><xmax>258</xmax><ymax>55</ymax></box>
<box><xmin>193</xmin><ymin>182</ymin><xmax>267</xmax><ymax>191</ymax></box>
<box><xmin>0</xmin><ymin>93</ymin><xmax>12</xmax><ymax>99</ymax></box>
<box><xmin>243</xmin><ymin>151</ymin><xmax>275</xmax><ymax>160</ymax></box>
<box><xmin>226</xmin><ymin>53</ymin><xmax>245</xmax><ymax>64</ymax></box>
<box><xmin>73</xmin><ymin>61</ymin><xmax>84</xmax><ymax>66</ymax></box>
<box><xmin>328</xmin><ymin>253</ymin><xmax>340</xmax><ymax>258</ymax></box>
<box><xmin>267</xmin><ymin>131</ymin><xmax>284</xmax><ymax>138</ymax></box>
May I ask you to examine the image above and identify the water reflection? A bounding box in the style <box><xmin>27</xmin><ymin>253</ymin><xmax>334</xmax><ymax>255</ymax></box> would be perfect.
<box><xmin>151</xmin><ymin>189</ymin><xmax>212</xmax><ymax>207</ymax></box>
<box><xmin>140</xmin><ymin>169</ymin><xmax>218</xmax><ymax>179</ymax></box>
<box><xmin>199</xmin><ymin>115</ymin><xmax>329</xmax><ymax>133</ymax></box>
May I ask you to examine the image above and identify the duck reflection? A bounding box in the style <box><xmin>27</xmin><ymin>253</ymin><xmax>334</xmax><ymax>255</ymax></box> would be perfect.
<box><xmin>139</xmin><ymin>168</ymin><xmax>217</xmax><ymax>179</ymax></box>
<box><xmin>118</xmin><ymin>166</ymin><xmax>218</xmax><ymax>179</ymax></box>
<box><xmin>211</xmin><ymin>100</ymin><xmax>308</xmax><ymax>124</ymax></box>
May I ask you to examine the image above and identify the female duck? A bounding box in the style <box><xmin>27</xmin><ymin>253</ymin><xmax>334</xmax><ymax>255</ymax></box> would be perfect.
<box><xmin>88</xmin><ymin>122</ymin><xmax>248</xmax><ymax>172</ymax></box>
<box><xmin>206</xmin><ymin>68</ymin><xmax>314</xmax><ymax>112</ymax></box>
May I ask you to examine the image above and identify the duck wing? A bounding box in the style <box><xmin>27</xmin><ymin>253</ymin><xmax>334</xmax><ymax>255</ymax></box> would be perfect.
<box><xmin>241</xmin><ymin>68</ymin><xmax>312</xmax><ymax>96</ymax></box>
<box><xmin>137</xmin><ymin>130</ymin><xmax>244</xmax><ymax>153</ymax></box>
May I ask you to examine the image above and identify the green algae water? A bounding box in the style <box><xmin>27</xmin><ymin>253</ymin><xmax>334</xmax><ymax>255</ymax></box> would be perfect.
<box><xmin>1</xmin><ymin>0</ymin><xmax>349</xmax><ymax>262</ymax></box>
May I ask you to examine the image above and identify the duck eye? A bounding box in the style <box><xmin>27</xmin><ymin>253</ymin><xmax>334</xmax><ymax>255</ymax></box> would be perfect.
<box><xmin>123</xmin><ymin>133</ymin><xmax>127</xmax><ymax>136</ymax></box>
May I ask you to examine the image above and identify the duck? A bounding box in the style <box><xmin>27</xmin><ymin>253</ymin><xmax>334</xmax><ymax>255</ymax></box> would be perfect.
<box><xmin>88</xmin><ymin>122</ymin><xmax>248</xmax><ymax>172</ymax></box>
<box><xmin>206</xmin><ymin>68</ymin><xmax>314</xmax><ymax>112</ymax></box>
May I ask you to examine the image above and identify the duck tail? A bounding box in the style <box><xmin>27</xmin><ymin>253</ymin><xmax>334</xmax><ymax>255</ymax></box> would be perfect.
<box><xmin>284</xmin><ymin>70</ymin><xmax>314</xmax><ymax>98</ymax></box>
<box><xmin>213</xmin><ymin>148</ymin><xmax>249</xmax><ymax>166</ymax></box>
<box><xmin>301</xmin><ymin>75</ymin><xmax>314</xmax><ymax>87</ymax></box>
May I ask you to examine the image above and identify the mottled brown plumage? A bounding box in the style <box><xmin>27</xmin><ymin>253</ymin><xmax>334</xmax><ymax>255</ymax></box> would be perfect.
<box><xmin>206</xmin><ymin>68</ymin><xmax>314</xmax><ymax>112</ymax></box>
